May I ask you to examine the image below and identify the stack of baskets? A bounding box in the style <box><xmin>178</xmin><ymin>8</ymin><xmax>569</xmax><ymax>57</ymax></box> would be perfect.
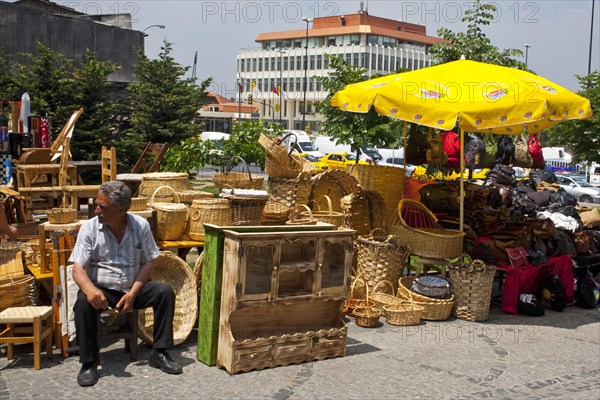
<box><xmin>149</xmin><ymin>186</ymin><xmax>189</xmax><ymax>241</ymax></box>
<box><xmin>389</xmin><ymin>199</ymin><xmax>464</xmax><ymax>259</ymax></box>
<box><xmin>352</xmin><ymin>284</ymin><xmax>381</xmax><ymax>328</ymax></box>
<box><xmin>448</xmin><ymin>259</ymin><xmax>496</xmax><ymax>322</ymax></box>
<box><xmin>186</xmin><ymin>198</ymin><xmax>232</xmax><ymax>241</ymax></box>
<box><xmin>259</xmin><ymin>133</ymin><xmax>314</xmax><ymax>178</ymax></box>
<box><xmin>341</xmin><ymin>275</ymin><xmax>368</xmax><ymax>317</ymax></box>
<box><xmin>138</xmin><ymin>251</ymin><xmax>197</xmax><ymax>346</ymax></box>
<box><xmin>138</xmin><ymin>172</ymin><xmax>190</xmax><ymax>201</ymax></box>
<box><xmin>261</xmin><ymin>200</ymin><xmax>291</xmax><ymax>225</ymax></box>
<box><xmin>356</xmin><ymin>228</ymin><xmax>411</xmax><ymax>291</ymax></box>
<box><xmin>267</xmin><ymin>172</ymin><xmax>312</xmax><ymax>209</ymax></box>
<box><xmin>397</xmin><ymin>276</ymin><xmax>454</xmax><ymax>321</ymax></box>
<box><xmin>310</xmin><ymin>169</ymin><xmax>361</xmax><ymax>213</ymax></box>
<box><xmin>341</xmin><ymin>190</ymin><xmax>387</xmax><ymax>237</ymax></box>
<box><xmin>349</xmin><ymin>164</ymin><xmax>405</xmax><ymax>225</ymax></box>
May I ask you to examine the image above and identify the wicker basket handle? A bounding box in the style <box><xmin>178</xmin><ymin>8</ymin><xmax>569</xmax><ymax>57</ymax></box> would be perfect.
<box><xmin>349</xmin><ymin>274</ymin><xmax>365</xmax><ymax>301</ymax></box>
<box><xmin>370</xmin><ymin>227</ymin><xmax>387</xmax><ymax>241</ymax></box>
<box><xmin>372</xmin><ymin>279</ymin><xmax>395</xmax><ymax>296</ymax></box>
<box><xmin>289</xmin><ymin>204</ymin><xmax>313</xmax><ymax>222</ymax></box>
<box><xmin>149</xmin><ymin>185</ymin><xmax>180</xmax><ymax>204</ymax></box>
<box><xmin>319</xmin><ymin>195</ymin><xmax>334</xmax><ymax>215</ymax></box>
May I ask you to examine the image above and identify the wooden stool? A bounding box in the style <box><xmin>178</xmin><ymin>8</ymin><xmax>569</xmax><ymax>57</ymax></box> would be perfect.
<box><xmin>0</xmin><ymin>306</ymin><xmax>53</xmax><ymax>369</ymax></box>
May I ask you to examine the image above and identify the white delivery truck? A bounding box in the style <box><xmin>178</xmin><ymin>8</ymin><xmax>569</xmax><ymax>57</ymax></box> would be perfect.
<box><xmin>280</xmin><ymin>130</ymin><xmax>323</xmax><ymax>157</ymax></box>
<box><xmin>588</xmin><ymin>163</ymin><xmax>600</xmax><ymax>187</ymax></box>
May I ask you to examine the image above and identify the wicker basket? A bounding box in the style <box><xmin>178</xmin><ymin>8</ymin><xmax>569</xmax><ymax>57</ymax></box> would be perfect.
<box><xmin>267</xmin><ymin>173</ymin><xmax>312</xmax><ymax>208</ymax></box>
<box><xmin>213</xmin><ymin>171</ymin><xmax>264</xmax><ymax>190</ymax></box>
<box><xmin>0</xmin><ymin>243</ymin><xmax>26</xmax><ymax>279</ymax></box>
<box><xmin>47</xmin><ymin>207</ymin><xmax>77</xmax><ymax>224</ymax></box>
<box><xmin>353</xmin><ymin>284</ymin><xmax>381</xmax><ymax>328</ymax></box>
<box><xmin>411</xmin><ymin>275</ymin><xmax>451</xmax><ymax>299</ymax></box>
<box><xmin>384</xmin><ymin>291</ymin><xmax>424</xmax><ymax>326</ymax></box>
<box><xmin>286</xmin><ymin>205</ymin><xmax>317</xmax><ymax>225</ymax></box>
<box><xmin>130</xmin><ymin>197</ymin><xmax>148</xmax><ymax>211</ymax></box>
<box><xmin>219</xmin><ymin>189</ymin><xmax>269</xmax><ymax>226</ymax></box>
<box><xmin>356</xmin><ymin>228</ymin><xmax>411</xmax><ymax>291</ymax></box>
<box><xmin>261</xmin><ymin>200</ymin><xmax>291</xmax><ymax>225</ymax></box>
<box><xmin>0</xmin><ymin>275</ymin><xmax>38</xmax><ymax>312</ymax></box>
<box><xmin>186</xmin><ymin>198</ymin><xmax>231</xmax><ymax>241</ymax></box>
<box><xmin>341</xmin><ymin>275</ymin><xmax>369</xmax><ymax>317</ymax></box>
<box><xmin>138</xmin><ymin>251</ymin><xmax>197</xmax><ymax>346</ymax></box>
<box><xmin>397</xmin><ymin>276</ymin><xmax>454</xmax><ymax>321</ymax></box>
<box><xmin>349</xmin><ymin>163</ymin><xmax>405</xmax><ymax>225</ymax></box>
<box><xmin>194</xmin><ymin>252</ymin><xmax>203</xmax><ymax>298</ymax></box>
<box><xmin>177</xmin><ymin>190</ymin><xmax>214</xmax><ymax>205</ymax></box>
<box><xmin>341</xmin><ymin>190</ymin><xmax>387</xmax><ymax>236</ymax></box>
<box><xmin>138</xmin><ymin>172</ymin><xmax>190</xmax><ymax>199</ymax></box>
<box><xmin>371</xmin><ymin>279</ymin><xmax>403</xmax><ymax>314</ymax></box>
<box><xmin>310</xmin><ymin>169</ymin><xmax>361</xmax><ymax>213</ymax></box>
<box><xmin>449</xmin><ymin>259</ymin><xmax>496</xmax><ymax>322</ymax></box>
<box><xmin>149</xmin><ymin>186</ymin><xmax>188</xmax><ymax>241</ymax></box>
<box><xmin>389</xmin><ymin>199</ymin><xmax>464</xmax><ymax>259</ymax></box>
<box><xmin>302</xmin><ymin>195</ymin><xmax>344</xmax><ymax>228</ymax></box>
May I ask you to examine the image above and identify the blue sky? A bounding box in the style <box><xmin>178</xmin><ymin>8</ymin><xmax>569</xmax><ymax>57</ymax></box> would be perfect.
<box><xmin>53</xmin><ymin>0</ymin><xmax>599</xmax><ymax>96</ymax></box>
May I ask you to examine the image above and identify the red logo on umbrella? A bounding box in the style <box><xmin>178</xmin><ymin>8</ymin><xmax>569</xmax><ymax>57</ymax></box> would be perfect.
<box><xmin>485</xmin><ymin>89</ymin><xmax>508</xmax><ymax>100</ymax></box>
<box><xmin>420</xmin><ymin>90</ymin><xmax>442</xmax><ymax>99</ymax></box>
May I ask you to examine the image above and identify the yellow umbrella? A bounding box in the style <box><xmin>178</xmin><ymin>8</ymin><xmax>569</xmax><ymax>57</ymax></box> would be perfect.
<box><xmin>331</xmin><ymin>59</ymin><xmax>593</xmax><ymax>231</ymax></box>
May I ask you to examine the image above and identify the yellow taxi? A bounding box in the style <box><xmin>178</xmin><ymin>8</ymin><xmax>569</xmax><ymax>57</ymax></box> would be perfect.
<box><xmin>298</xmin><ymin>153</ymin><xmax>329</xmax><ymax>175</ymax></box>
<box><xmin>320</xmin><ymin>152</ymin><xmax>370</xmax><ymax>170</ymax></box>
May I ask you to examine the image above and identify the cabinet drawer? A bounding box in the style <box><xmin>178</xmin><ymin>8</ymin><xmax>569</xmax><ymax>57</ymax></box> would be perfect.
<box><xmin>312</xmin><ymin>334</ymin><xmax>346</xmax><ymax>353</ymax></box>
<box><xmin>273</xmin><ymin>339</ymin><xmax>311</xmax><ymax>359</ymax></box>
<box><xmin>233</xmin><ymin>344</ymin><xmax>272</xmax><ymax>363</ymax></box>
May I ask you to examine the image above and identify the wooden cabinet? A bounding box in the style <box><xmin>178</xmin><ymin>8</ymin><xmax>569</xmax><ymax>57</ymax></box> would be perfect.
<box><xmin>217</xmin><ymin>229</ymin><xmax>354</xmax><ymax>374</ymax></box>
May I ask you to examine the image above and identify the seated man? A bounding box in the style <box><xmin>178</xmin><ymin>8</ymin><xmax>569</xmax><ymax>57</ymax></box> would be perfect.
<box><xmin>70</xmin><ymin>180</ymin><xmax>182</xmax><ymax>387</ymax></box>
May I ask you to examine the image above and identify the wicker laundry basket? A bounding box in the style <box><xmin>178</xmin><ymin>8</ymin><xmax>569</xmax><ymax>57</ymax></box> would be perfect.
<box><xmin>449</xmin><ymin>259</ymin><xmax>496</xmax><ymax>322</ymax></box>
<box><xmin>267</xmin><ymin>173</ymin><xmax>312</xmax><ymax>209</ymax></box>
<box><xmin>149</xmin><ymin>186</ymin><xmax>188</xmax><ymax>241</ymax></box>
<box><xmin>138</xmin><ymin>251</ymin><xmax>197</xmax><ymax>346</ymax></box>
<box><xmin>138</xmin><ymin>172</ymin><xmax>190</xmax><ymax>200</ymax></box>
<box><xmin>186</xmin><ymin>198</ymin><xmax>231</xmax><ymax>241</ymax></box>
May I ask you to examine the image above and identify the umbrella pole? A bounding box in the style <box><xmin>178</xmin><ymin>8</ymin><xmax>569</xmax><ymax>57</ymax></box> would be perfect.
<box><xmin>459</xmin><ymin>126</ymin><xmax>465</xmax><ymax>233</ymax></box>
<box><xmin>402</xmin><ymin>121</ymin><xmax>408</xmax><ymax>185</ymax></box>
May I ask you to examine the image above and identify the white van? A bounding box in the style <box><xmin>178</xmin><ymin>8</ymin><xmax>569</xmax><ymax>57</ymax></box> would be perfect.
<box><xmin>588</xmin><ymin>163</ymin><xmax>600</xmax><ymax>187</ymax></box>
<box><xmin>281</xmin><ymin>130</ymin><xmax>323</xmax><ymax>157</ymax></box>
<box><xmin>200</xmin><ymin>131</ymin><xmax>230</xmax><ymax>154</ymax></box>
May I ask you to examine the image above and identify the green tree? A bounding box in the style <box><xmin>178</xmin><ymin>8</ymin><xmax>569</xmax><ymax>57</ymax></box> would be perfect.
<box><xmin>315</xmin><ymin>55</ymin><xmax>401</xmax><ymax>159</ymax></box>
<box><xmin>0</xmin><ymin>48</ymin><xmax>15</xmax><ymax>102</ymax></box>
<box><xmin>544</xmin><ymin>71</ymin><xmax>600</xmax><ymax>163</ymax></box>
<box><xmin>430</xmin><ymin>0</ymin><xmax>526</xmax><ymax>69</ymax></box>
<box><xmin>128</xmin><ymin>41</ymin><xmax>211</xmax><ymax>145</ymax></box>
<box><xmin>11</xmin><ymin>42</ymin><xmax>75</xmax><ymax>137</ymax></box>
<box><xmin>221</xmin><ymin>119</ymin><xmax>273</xmax><ymax>170</ymax></box>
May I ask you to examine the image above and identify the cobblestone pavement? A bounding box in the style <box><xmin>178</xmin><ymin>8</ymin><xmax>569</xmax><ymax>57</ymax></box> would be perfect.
<box><xmin>1</xmin><ymin>305</ymin><xmax>599</xmax><ymax>400</ymax></box>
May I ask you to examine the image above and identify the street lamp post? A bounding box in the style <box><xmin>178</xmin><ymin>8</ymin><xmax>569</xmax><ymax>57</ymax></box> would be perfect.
<box><xmin>524</xmin><ymin>43</ymin><xmax>530</xmax><ymax>67</ymax></box>
<box><xmin>142</xmin><ymin>24</ymin><xmax>165</xmax><ymax>36</ymax></box>
<box><xmin>276</xmin><ymin>49</ymin><xmax>286</xmax><ymax>126</ymax></box>
<box><xmin>301</xmin><ymin>17</ymin><xmax>312</xmax><ymax>131</ymax></box>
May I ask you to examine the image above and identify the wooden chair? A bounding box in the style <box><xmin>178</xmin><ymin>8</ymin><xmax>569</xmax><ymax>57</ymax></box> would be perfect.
<box><xmin>116</xmin><ymin>142</ymin><xmax>169</xmax><ymax>185</ymax></box>
<box><xmin>62</xmin><ymin>145</ymin><xmax>116</xmax><ymax>211</ymax></box>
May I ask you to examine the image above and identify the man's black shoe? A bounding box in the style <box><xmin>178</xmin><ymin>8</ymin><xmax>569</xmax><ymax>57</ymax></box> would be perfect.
<box><xmin>77</xmin><ymin>361</ymin><xmax>99</xmax><ymax>387</ymax></box>
<box><xmin>149</xmin><ymin>349</ymin><xmax>183</xmax><ymax>374</ymax></box>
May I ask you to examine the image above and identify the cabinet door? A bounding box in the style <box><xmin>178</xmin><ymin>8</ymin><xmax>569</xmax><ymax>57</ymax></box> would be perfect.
<box><xmin>318</xmin><ymin>237</ymin><xmax>351</xmax><ymax>295</ymax></box>
<box><xmin>239</xmin><ymin>241</ymin><xmax>277</xmax><ymax>301</ymax></box>
<box><xmin>277</xmin><ymin>237</ymin><xmax>318</xmax><ymax>298</ymax></box>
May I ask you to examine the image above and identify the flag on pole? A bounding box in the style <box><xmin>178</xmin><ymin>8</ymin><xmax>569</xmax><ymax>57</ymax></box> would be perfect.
<box><xmin>251</xmin><ymin>81</ymin><xmax>256</xmax><ymax>90</ymax></box>
<box><xmin>279</xmin><ymin>86</ymin><xmax>287</xmax><ymax>99</ymax></box>
<box><xmin>273</xmin><ymin>86</ymin><xmax>279</xmax><ymax>96</ymax></box>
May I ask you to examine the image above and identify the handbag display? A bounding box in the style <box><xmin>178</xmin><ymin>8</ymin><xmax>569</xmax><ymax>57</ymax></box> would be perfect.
<box><xmin>506</xmin><ymin>246</ymin><xmax>529</xmax><ymax>268</ymax></box>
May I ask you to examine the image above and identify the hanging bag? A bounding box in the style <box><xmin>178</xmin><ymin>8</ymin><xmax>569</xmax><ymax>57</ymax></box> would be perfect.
<box><xmin>425</xmin><ymin>129</ymin><xmax>448</xmax><ymax>167</ymax></box>
<box><xmin>496</xmin><ymin>136</ymin><xmax>515</xmax><ymax>165</ymax></box>
<box><xmin>527</xmin><ymin>132</ymin><xmax>545</xmax><ymax>169</ymax></box>
<box><xmin>514</xmin><ymin>133</ymin><xmax>533</xmax><ymax>168</ymax></box>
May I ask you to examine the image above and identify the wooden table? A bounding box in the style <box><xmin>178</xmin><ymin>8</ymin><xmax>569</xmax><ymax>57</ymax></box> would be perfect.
<box><xmin>157</xmin><ymin>238</ymin><xmax>203</xmax><ymax>259</ymax></box>
<box><xmin>16</xmin><ymin>163</ymin><xmax>77</xmax><ymax>189</ymax></box>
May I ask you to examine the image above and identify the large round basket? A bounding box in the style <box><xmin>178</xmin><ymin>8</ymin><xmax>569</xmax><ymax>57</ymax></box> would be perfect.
<box><xmin>302</xmin><ymin>195</ymin><xmax>344</xmax><ymax>228</ymax></box>
<box><xmin>149</xmin><ymin>186</ymin><xmax>188</xmax><ymax>241</ymax></box>
<box><xmin>267</xmin><ymin>173</ymin><xmax>312</xmax><ymax>208</ymax></box>
<box><xmin>138</xmin><ymin>172</ymin><xmax>190</xmax><ymax>200</ymax></box>
<box><xmin>213</xmin><ymin>171</ymin><xmax>264</xmax><ymax>190</ymax></box>
<box><xmin>0</xmin><ymin>275</ymin><xmax>38</xmax><ymax>312</ymax></box>
<box><xmin>448</xmin><ymin>259</ymin><xmax>496</xmax><ymax>322</ymax></box>
<box><xmin>397</xmin><ymin>276</ymin><xmax>454</xmax><ymax>321</ymax></box>
<box><xmin>356</xmin><ymin>228</ymin><xmax>411</xmax><ymax>291</ymax></box>
<box><xmin>341</xmin><ymin>190</ymin><xmax>387</xmax><ymax>236</ymax></box>
<box><xmin>138</xmin><ymin>251</ymin><xmax>197</xmax><ymax>346</ymax></box>
<box><xmin>186</xmin><ymin>198</ymin><xmax>231</xmax><ymax>241</ymax></box>
<box><xmin>389</xmin><ymin>199</ymin><xmax>464</xmax><ymax>259</ymax></box>
<box><xmin>349</xmin><ymin>164</ymin><xmax>405</xmax><ymax>225</ymax></box>
<box><xmin>310</xmin><ymin>169</ymin><xmax>361</xmax><ymax>213</ymax></box>
<box><xmin>177</xmin><ymin>190</ymin><xmax>214</xmax><ymax>205</ymax></box>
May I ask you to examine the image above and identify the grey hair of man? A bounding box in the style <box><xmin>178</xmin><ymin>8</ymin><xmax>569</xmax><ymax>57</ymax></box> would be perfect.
<box><xmin>99</xmin><ymin>181</ymin><xmax>132</xmax><ymax>211</ymax></box>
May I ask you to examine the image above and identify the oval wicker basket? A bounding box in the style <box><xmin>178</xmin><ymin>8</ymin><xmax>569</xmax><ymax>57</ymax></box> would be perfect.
<box><xmin>371</xmin><ymin>279</ymin><xmax>403</xmax><ymax>314</ymax></box>
<box><xmin>341</xmin><ymin>275</ymin><xmax>370</xmax><ymax>317</ymax></box>
<box><xmin>129</xmin><ymin>197</ymin><xmax>148</xmax><ymax>212</ymax></box>
<box><xmin>353</xmin><ymin>284</ymin><xmax>381</xmax><ymax>328</ymax></box>
<box><xmin>286</xmin><ymin>205</ymin><xmax>317</xmax><ymax>225</ymax></box>
<box><xmin>261</xmin><ymin>200</ymin><xmax>291</xmax><ymax>225</ymax></box>
<box><xmin>138</xmin><ymin>251</ymin><xmax>197</xmax><ymax>346</ymax></box>
<box><xmin>177</xmin><ymin>190</ymin><xmax>214</xmax><ymax>205</ymax></box>
<box><xmin>213</xmin><ymin>172</ymin><xmax>264</xmax><ymax>190</ymax></box>
<box><xmin>149</xmin><ymin>186</ymin><xmax>188</xmax><ymax>241</ymax></box>
<box><xmin>47</xmin><ymin>207</ymin><xmax>77</xmax><ymax>224</ymax></box>
<box><xmin>186</xmin><ymin>198</ymin><xmax>231</xmax><ymax>241</ymax></box>
<box><xmin>267</xmin><ymin>173</ymin><xmax>312</xmax><ymax>209</ymax></box>
<box><xmin>384</xmin><ymin>290</ymin><xmax>424</xmax><ymax>326</ymax></box>
<box><xmin>388</xmin><ymin>199</ymin><xmax>464</xmax><ymax>259</ymax></box>
<box><xmin>138</xmin><ymin>172</ymin><xmax>190</xmax><ymax>199</ymax></box>
<box><xmin>397</xmin><ymin>276</ymin><xmax>454</xmax><ymax>321</ymax></box>
<box><xmin>303</xmin><ymin>195</ymin><xmax>344</xmax><ymax>228</ymax></box>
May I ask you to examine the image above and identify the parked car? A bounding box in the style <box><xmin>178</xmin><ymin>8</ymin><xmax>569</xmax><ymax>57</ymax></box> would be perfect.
<box><xmin>298</xmin><ymin>153</ymin><xmax>328</xmax><ymax>175</ymax></box>
<box><xmin>358</xmin><ymin>144</ymin><xmax>383</xmax><ymax>162</ymax></box>
<box><xmin>320</xmin><ymin>152</ymin><xmax>370</xmax><ymax>170</ymax></box>
<box><xmin>557</xmin><ymin>174</ymin><xmax>600</xmax><ymax>203</ymax></box>
<box><xmin>380</xmin><ymin>157</ymin><xmax>415</xmax><ymax>177</ymax></box>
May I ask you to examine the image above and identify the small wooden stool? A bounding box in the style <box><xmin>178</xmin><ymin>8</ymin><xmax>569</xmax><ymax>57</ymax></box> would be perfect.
<box><xmin>0</xmin><ymin>306</ymin><xmax>54</xmax><ymax>369</ymax></box>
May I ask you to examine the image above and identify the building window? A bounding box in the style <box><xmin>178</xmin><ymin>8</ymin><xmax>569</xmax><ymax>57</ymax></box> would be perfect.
<box><xmin>353</xmin><ymin>53</ymin><xmax>359</xmax><ymax>67</ymax></box>
<box><xmin>350</xmin><ymin>34</ymin><xmax>360</xmax><ymax>45</ymax></box>
<box><xmin>270</xmin><ymin>57</ymin><xmax>276</xmax><ymax>70</ymax></box>
<box><xmin>296</xmin><ymin>57</ymin><xmax>302</xmax><ymax>70</ymax></box>
<box><xmin>324</xmin><ymin>56</ymin><xmax>330</xmax><ymax>69</ymax></box>
<box><xmin>289</xmin><ymin>56</ymin><xmax>295</xmax><ymax>70</ymax></box>
<box><xmin>367</xmin><ymin>35</ymin><xmax>378</xmax><ymax>45</ymax></box>
<box><xmin>258</xmin><ymin>58</ymin><xmax>262</xmax><ymax>72</ymax></box>
<box><xmin>327</xmin><ymin>37</ymin><xmax>336</xmax><ymax>46</ymax></box>
<box><xmin>310</xmin><ymin>55</ymin><xmax>315</xmax><ymax>70</ymax></box>
<box><xmin>309</xmin><ymin>78</ymin><xmax>314</xmax><ymax>91</ymax></box>
<box><xmin>295</xmin><ymin>78</ymin><xmax>301</xmax><ymax>92</ymax></box>
<box><xmin>294</xmin><ymin>39</ymin><xmax>302</xmax><ymax>48</ymax></box>
<box><xmin>317</xmin><ymin>55</ymin><xmax>322</xmax><ymax>69</ymax></box>
<box><xmin>283</xmin><ymin>56</ymin><xmax>288</xmax><ymax>70</ymax></box>
<box><xmin>252</xmin><ymin>58</ymin><xmax>257</xmax><ymax>72</ymax></box>
<box><xmin>209</xmin><ymin>106</ymin><xmax>220</xmax><ymax>112</ymax></box>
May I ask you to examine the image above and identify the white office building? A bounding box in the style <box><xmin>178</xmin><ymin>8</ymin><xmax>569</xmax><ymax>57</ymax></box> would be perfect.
<box><xmin>236</xmin><ymin>5</ymin><xmax>444</xmax><ymax>133</ymax></box>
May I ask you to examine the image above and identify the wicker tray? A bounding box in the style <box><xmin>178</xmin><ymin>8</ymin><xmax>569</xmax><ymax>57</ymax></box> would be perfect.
<box><xmin>138</xmin><ymin>251</ymin><xmax>197</xmax><ymax>346</ymax></box>
<box><xmin>389</xmin><ymin>199</ymin><xmax>464</xmax><ymax>259</ymax></box>
<box><xmin>397</xmin><ymin>276</ymin><xmax>454</xmax><ymax>321</ymax></box>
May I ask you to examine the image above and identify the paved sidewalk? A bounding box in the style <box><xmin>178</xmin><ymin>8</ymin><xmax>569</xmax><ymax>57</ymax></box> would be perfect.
<box><xmin>1</xmin><ymin>305</ymin><xmax>599</xmax><ymax>400</ymax></box>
